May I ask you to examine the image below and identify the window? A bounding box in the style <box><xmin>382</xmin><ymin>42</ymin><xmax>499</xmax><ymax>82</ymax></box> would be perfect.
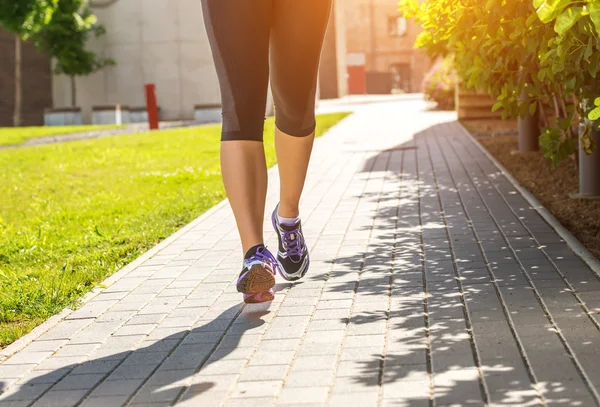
<box><xmin>389</xmin><ymin>16</ymin><xmax>407</xmax><ymax>37</ymax></box>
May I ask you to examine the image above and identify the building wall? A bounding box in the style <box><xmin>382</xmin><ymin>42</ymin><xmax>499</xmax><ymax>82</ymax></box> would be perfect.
<box><xmin>343</xmin><ymin>0</ymin><xmax>431</xmax><ymax>92</ymax></box>
<box><xmin>53</xmin><ymin>0</ymin><xmax>220</xmax><ymax>123</ymax></box>
<box><xmin>0</xmin><ymin>28</ymin><xmax>52</xmax><ymax>126</ymax></box>
<box><xmin>319</xmin><ymin>0</ymin><xmax>349</xmax><ymax>100</ymax></box>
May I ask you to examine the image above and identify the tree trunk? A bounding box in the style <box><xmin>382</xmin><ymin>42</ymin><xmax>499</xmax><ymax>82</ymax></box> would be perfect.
<box><xmin>13</xmin><ymin>36</ymin><xmax>22</xmax><ymax>127</ymax></box>
<box><xmin>70</xmin><ymin>76</ymin><xmax>77</xmax><ymax>107</ymax></box>
<box><xmin>518</xmin><ymin>85</ymin><xmax>540</xmax><ymax>152</ymax></box>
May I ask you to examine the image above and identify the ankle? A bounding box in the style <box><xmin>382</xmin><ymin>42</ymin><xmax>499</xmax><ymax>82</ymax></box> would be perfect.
<box><xmin>278</xmin><ymin>203</ymin><xmax>300</xmax><ymax>219</ymax></box>
<box><xmin>243</xmin><ymin>243</ymin><xmax>264</xmax><ymax>259</ymax></box>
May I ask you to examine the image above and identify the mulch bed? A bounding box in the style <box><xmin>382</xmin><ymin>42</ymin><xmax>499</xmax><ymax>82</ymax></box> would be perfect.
<box><xmin>462</xmin><ymin>121</ymin><xmax>600</xmax><ymax>259</ymax></box>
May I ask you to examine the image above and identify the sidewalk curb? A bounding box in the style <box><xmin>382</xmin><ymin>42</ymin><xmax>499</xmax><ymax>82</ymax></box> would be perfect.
<box><xmin>459</xmin><ymin>122</ymin><xmax>600</xmax><ymax>279</ymax></box>
<box><xmin>0</xmin><ymin>199</ymin><xmax>230</xmax><ymax>362</ymax></box>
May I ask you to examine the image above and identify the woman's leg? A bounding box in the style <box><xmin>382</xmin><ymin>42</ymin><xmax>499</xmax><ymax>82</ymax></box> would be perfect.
<box><xmin>202</xmin><ymin>0</ymin><xmax>271</xmax><ymax>254</ymax></box>
<box><xmin>202</xmin><ymin>0</ymin><xmax>278</xmax><ymax>302</ymax></box>
<box><xmin>271</xmin><ymin>0</ymin><xmax>332</xmax><ymax>217</ymax></box>
<box><xmin>269</xmin><ymin>0</ymin><xmax>332</xmax><ymax>280</ymax></box>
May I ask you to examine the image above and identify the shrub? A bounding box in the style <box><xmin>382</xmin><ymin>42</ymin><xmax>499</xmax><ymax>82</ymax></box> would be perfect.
<box><xmin>400</xmin><ymin>0</ymin><xmax>600</xmax><ymax>165</ymax></box>
<box><xmin>422</xmin><ymin>57</ymin><xmax>457</xmax><ymax>110</ymax></box>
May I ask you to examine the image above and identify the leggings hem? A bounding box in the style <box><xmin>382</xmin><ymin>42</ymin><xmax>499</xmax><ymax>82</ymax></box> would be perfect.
<box><xmin>276</xmin><ymin>123</ymin><xmax>316</xmax><ymax>138</ymax></box>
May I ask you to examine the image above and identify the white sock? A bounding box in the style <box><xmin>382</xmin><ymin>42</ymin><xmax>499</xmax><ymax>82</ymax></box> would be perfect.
<box><xmin>278</xmin><ymin>214</ymin><xmax>300</xmax><ymax>226</ymax></box>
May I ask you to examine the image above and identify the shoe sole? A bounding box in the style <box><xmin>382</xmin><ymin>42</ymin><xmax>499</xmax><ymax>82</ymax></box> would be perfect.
<box><xmin>236</xmin><ymin>264</ymin><xmax>276</xmax><ymax>294</ymax></box>
<box><xmin>271</xmin><ymin>207</ymin><xmax>309</xmax><ymax>282</ymax></box>
<box><xmin>244</xmin><ymin>291</ymin><xmax>275</xmax><ymax>304</ymax></box>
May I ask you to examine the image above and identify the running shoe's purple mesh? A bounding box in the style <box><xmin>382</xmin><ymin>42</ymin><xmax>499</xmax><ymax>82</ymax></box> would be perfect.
<box><xmin>246</xmin><ymin>246</ymin><xmax>280</xmax><ymax>275</ymax></box>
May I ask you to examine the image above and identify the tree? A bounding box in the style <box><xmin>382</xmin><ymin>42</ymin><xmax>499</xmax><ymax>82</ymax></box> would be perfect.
<box><xmin>35</xmin><ymin>0</ymin><xmax>114</xmax><ymax>106</ymax></box>
<box><xmin>0</xmin><ymin>0</ymin><xmax>114</xmax><ymax>119</ymax></box>
<box><xmin>0</xmin><ymin>0</ymin><xmax>56</xmax><ymax>126</ymax></box>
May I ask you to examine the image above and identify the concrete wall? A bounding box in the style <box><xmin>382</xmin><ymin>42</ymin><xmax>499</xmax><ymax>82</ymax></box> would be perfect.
<box><xmin>343</xmin><ymin>0</ymin><xmax>432</xmax><ymax>92</ymax></box>
<box><xmin>319</xmin><ymin>0</ymin><xmax>349</xmax><ymax>99</ymax></box>
<box><xmin>0</xmin><ymin>28</ymin><xmax>52</xmax><ymax>126</ymax></box>
<box><xmin>53</xmin><ymin>0</ymin><xmax>220</xmax><ymax>123</ymax></box>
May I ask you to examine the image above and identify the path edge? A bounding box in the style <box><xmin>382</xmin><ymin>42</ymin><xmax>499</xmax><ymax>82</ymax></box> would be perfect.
<box><xmin>0</xmin><ymin>199</ymin><xmax>230</xmax><ymax>362</ymax></box>
<box><xmin>458</xmin><ymin>122</ymin><xmax>600</xmax><ymax>278</ymax></box>
<box><xmin>0</xmin><ymin>112</ymin><xmax>354</xmax><ymax>361</ymax></box>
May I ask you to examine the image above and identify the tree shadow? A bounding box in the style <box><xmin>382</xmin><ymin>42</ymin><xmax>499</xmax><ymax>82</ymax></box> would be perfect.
<box><xmin>303</xmin><ymin>122</ymin><xmax>589</xmax><ymax>406</ymax></box>
<box><xmin>0</xmin><ymin>304</ymin><xmax>270</xmax><ymax>405</ymax></box>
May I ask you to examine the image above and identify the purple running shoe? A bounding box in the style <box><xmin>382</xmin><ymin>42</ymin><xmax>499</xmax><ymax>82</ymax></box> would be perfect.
<box><xmin>236</xmin><ymin>245</ymin><xmax>278</xmax><ymax>304</ymax></box>
<box><xmin>271</xmin><ymin>204</ymin><xmax>310</xmax><ymax>281</ymax></box>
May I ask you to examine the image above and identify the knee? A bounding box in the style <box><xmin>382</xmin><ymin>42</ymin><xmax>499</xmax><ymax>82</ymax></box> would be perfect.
<box><xmin>221</xmin><ymin>110</ymin><xmax>266</xmax><ymax>142</ymax></box>
<box><xmin>275</xmin><ymin>109</ymin><xmax>316</xmax><ymax>138</ymax></box>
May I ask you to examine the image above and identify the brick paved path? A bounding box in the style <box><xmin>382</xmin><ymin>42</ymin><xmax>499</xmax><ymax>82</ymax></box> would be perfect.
<box><xmin>2</xmin><ymin>100</ymin><xmax>600</xmax><ymax>407</ymax></box>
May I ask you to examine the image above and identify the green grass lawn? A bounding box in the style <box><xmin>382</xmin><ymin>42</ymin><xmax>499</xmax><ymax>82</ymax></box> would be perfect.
<box><xmin>0</xmin><ymin>125</ymin><xmax>123</xmax><ymax>147</ymax></box>
<box><xmin>0</xmin><ymin>112</ymin><xmax>350</xmax><ymax>348</ymax></box>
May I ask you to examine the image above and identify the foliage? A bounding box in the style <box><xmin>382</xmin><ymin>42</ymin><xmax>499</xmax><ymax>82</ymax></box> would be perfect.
<box><xmin>38</xmin><ymin>0</ymin><xmax>114</xmax><ymax>78</ymax></box>
<box><xmin>400</xmin><ymin>0</ymin><xmax>600</xmax><ymax>166</ymax></box>
<box><xmin>0</xmin><ymin>112</ymin><xmax>350</xmax><ymax>347</ymax></box>
<box><xmin>422</xmin><ymin>56</ymin><xmax>457</xmax><ymax>110</ymax></box>
<box><xmin>533</xmin><ymin>0</ymin><xmax>600</xmax><ymax>159</ymax></box>
<box><xmin>0</xmin><ymin>0</ymin><xmax>56</xmax><ymax>38</ymax></box>
<box><xmin>0</xmin><ymin>0</ymin><xmax>113</xmax><ymax>78</ymax></box>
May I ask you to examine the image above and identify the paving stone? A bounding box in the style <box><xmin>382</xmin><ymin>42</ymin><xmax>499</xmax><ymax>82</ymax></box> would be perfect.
<box><xmin>249</xmin><ymin>350</ymin><xmax>295</xmax><ymax>366</ymax></box>
<box><xmin>230</xmin><ymin>380</ymin><xmax>282</xmax><ymax>398</ymax></box>
<box><xmin>14</xmin><ymin>369</ymin><xmax>69</xmax><ymax>386</ymax></box>
<box><xmin>89</xmin><ymin>378</ymin><xmax>145</xmax><ymax>397</ymax></box>
<box><xmin>30</xmin><ymin>389</ymin><xmax>90</xmax><ymax>407</ymax></box>
<box><xmin>52</xmin><ymin>343</ymin><xmax>99</xmax><ymax>358</ymax></box>
<box><xmin>52</xmin><ymin>373</ymin><xmax>105</xmax><ymax>391</ymax></box>
<box><xmin>33</xmin><ymin>356</ymin><xmax>83</xmax><ymax>372</ymax></box>
<box><xmin>106</xmin><ymin>363</ymin><xmax>159</xmax><ymax>381</ymax></box>
<box><xmin>2</xmin><ymin>352</ymin><xmax>53</xmax><ymax>366</ymax></box>
<box><xmin>79</xmin><ymin>395</ymin><xmax>132</xmax><ymax>407</ymax></box>
<box><xmin>0</xmin><ymin>382</ymin><xmax>54</xmax><ymax>402</ymax></box>
<box><xmin>239</xmin><ymin>365</ymin><xmax>289</xmax><ymax>382</ymax></box>
<box><xmin>285</xmin><ymin>370</ymin><xmax>333</xmax><ymax>388</ymax></box>
<box><xmin>292</xmin><ymin>355</ymin><xmax>338</xmax><ymax>372</ymax></box>
<box><xmin>224</xmin><ymin>398</ymin><xmax>277</xmax><ymax>407</ymax></box>
<box><xmin>70</xmin><ymin>359</ymin><xmax>121</xmax><ymax>376</ymax></box>
<box><xmin>277</xmin><ymin>386</ymin><xmax>329</xmax><ymax>405</ymax></box>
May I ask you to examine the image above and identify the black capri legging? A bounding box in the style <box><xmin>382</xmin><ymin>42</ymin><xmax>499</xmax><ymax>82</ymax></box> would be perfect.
<box><xmin>202</xmin><ymin>0</ymin><xmax>332</xmax><ymax>142</ymax></box>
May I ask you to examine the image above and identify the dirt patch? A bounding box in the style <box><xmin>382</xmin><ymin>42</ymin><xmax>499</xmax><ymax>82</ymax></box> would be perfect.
<box><xmin>477</xmin><ymin>133</ymin><xmax>600</xmax><ymax>259</ymax></box>
<box><xmin>462</xmin><ymin>119</ymin><xmax>518</xmax><ymax>138</ymax></box>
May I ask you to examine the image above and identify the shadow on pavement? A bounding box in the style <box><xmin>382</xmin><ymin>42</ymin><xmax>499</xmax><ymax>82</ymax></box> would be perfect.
<box><xmin>0</xmin><ymin>305</ymin><xmax>269</xmax><ymax>405</ymax></box>
<box><xmin>306</xmin><ymin>123</ymin><xmax>583</xmax><ymax>406</ymax></box>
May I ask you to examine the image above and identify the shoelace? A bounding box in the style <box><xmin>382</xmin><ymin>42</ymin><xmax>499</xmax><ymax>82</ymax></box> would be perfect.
<box><xmin>282</xmin><ymin>229</ymin><xmax>306</xmax><ymax>263</ymax></box>
<box><xmin>247</xmin><ymin>246</ymin><xmax>280</xmax><ymax>275</ymax></box>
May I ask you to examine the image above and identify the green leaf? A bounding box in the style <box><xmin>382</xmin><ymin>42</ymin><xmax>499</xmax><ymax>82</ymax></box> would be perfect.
<box><xmin>529</xmin><ymin>102</ymin><xmax>538</xmax><ymax>116</ymax></box>
<box><xmin>590</xmin><ymin>51</ymin><xmax>600</xmax><ymax>78</ymax></box>
<box><xmin>565</xmin><ymin>76</ymin><xmax>577</xmax><ymax>91</ymax></box>
<box><xmin>536</xmin><ymin>0</ymin><xmax>572</xmax><ymax>23</ymax></box>
<box><xmin>595</xmin><ymin>97</ymin><xmax>600</xmax><ymax>107</ymax></box>
<box><xmin>558</xmin><ymin>117</ymin><xmax>571</xmax><ymax>130</ymax></box>
<box><xmin>589</xmin><ymin>106</ymin><xmax>600</xmax><ymax>121</ymax></box>
<box><xmin>554</xmin><ymin>6</ymin><xmax>585</xmax><ymax>35</ymax></box>
<box><xmin>590</xmin><ymin>4</ymin><xmax>600</xmax><ymax>37</ymax></box>
<box><xmin>552</xmin><ymin>58</ymin><xmax>565</xmax><ymax>74</ymax></box>
<box><xmin>540</xmin><ymin>49</ymin><xmax>556</xmax><ymax>66</ymax></box>
<box><xmin>585</xmin><ymin>37</ymin><xmax>594</xmax><ymax>61</ymax></box>
<box><xmin>492</xmin><ymin>101</ymin><xmax>503</xmax><ymax>112</ymax></box>
<box><xmin>527</xmin><ymin>12</ymin><xmax>540</xmax><ymax>27</ymax></box>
